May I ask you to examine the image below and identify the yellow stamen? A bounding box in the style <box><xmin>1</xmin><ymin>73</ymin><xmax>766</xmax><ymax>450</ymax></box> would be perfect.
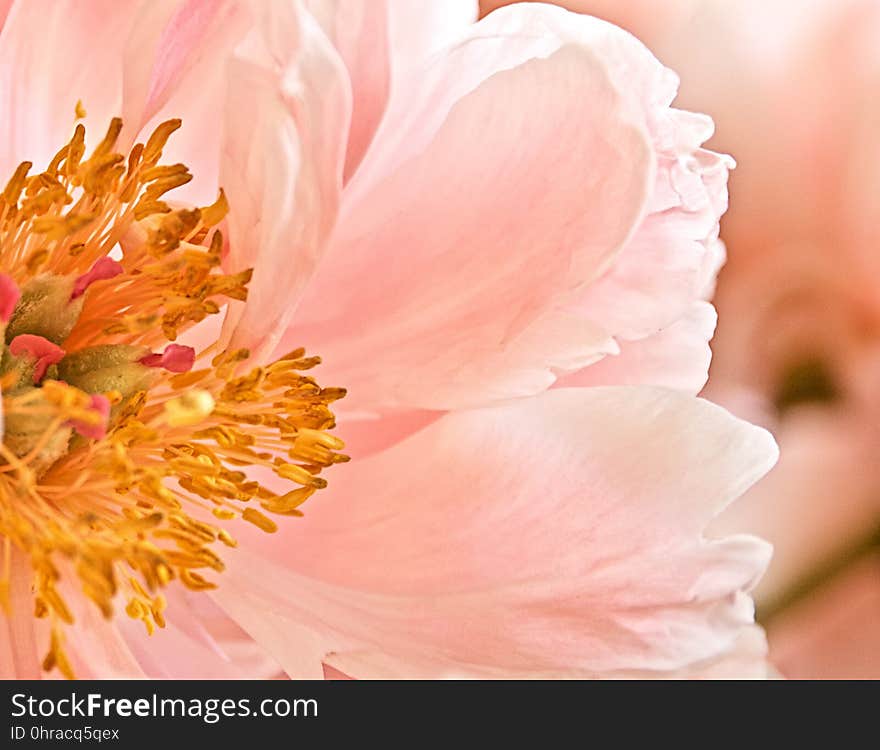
<box><xmin>164</xmin><ymin>389</ymin><xmax>215</xmax><ymax>427</ymax></box>
<box><xmin>0</xmin><ymin>117</ymin><xmax>346</xmax><ymax>678</ymax></box>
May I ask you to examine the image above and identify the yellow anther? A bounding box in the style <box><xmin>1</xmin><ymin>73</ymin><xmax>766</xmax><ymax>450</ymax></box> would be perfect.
<box><xmin>242</xmin><ymin>508</ymin><xmax>278</xmax><ymax>534</ymax></box>
<box><xmin>164</xmin><ymin>389</ymin><xmax>215</xmax><ymax>427</ymax></box>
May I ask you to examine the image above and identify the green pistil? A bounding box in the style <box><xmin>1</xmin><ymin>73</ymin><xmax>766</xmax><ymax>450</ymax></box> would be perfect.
<box><xmin>58</xmin><ymin>344</ymin><xmax>159</xmax><ymax>423</ymax></box>
<box><xmin>0</xmin><ymin>274</ymin><xmax>159</xmax><ymax>468</ymax></box>
<box><xmin>4</xmin><ymin>274</ymin><xmax>83</xmax><ymax>345</ymax></box>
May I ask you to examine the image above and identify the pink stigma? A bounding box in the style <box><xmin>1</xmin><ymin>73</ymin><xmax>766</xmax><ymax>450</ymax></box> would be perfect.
<box><xmin>139</xmin><ymin>344</ymin><xmax>195</xmax><ymax>373</ymax></box>
<box><xmin>9</xmin><ymin>334</ymin><xmax>66</xmax><ymax>383</ymax></box>
<box><xmin>71</xmin><ymin>256</ymin><xmax>124</xmax><ymax>299</ymax></box>
<box><xmin>69</xmin><ymin>394</ymin><xmax>111</xmax><ymax>440</ymax></box>
<box><xmin>0</xmin><ymin>273</ymin><xmax>21</xmax><ymax>322</ymax></box>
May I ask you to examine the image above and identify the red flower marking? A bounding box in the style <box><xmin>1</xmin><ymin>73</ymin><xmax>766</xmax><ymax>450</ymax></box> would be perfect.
<box><xmin>71</xmin><ymin>256</ymin><xmax>124</xmax><ymax>300</ymax></box>
<box><xmin>139</xmin><ymin>344</ymin><xmax>196</xmax><ymax>373</ymax></box>
<box><xmin>9</xmin><ymin>334</ymin><xmax>66</xmax><ymax>383</ymax></box>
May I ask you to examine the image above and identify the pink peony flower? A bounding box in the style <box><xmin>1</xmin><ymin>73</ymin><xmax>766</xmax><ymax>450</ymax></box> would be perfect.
<box><xmin>0</xmin><ymin>0</ymin><xmax>775</xmax><ymax>679</ymax></box>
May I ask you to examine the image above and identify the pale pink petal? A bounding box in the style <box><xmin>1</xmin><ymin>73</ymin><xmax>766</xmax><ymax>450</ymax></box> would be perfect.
<box><xmin>286</xmin><ymin>6</ymin><xmax>730</xmax><ymax>412</ymax></box>
<box><xmin>467</xmin><ymin>312</ymin><xmax>619</xmax><ymax>400</ymax></box>
<box><xmin>480</xmin><ymin>0</ymin><xmax>702</xmax><ymax>40</ymax></box>
<box><xmin>330</xmin><ymin>408</ymin><xmax>440</xmax><ymax>460</ymax></box>
<box><xmin>343</xmin><ymin>4</ymin><xmax>662</xmax><ymax>210</ymax></box>
<box><xmin>120</xmin><ymin>0</ymin><xmax>247</xmax><ymax>145</ymax></box>
<box><xmin>321</xmin><ymin>624</ymin><xmax>775</xmax><ymax>679</ymax></box>
<box><xmin>571</xmin><ymin>116</ymin><xmax>732</xmax><ymax>343</ymax></box>
<box><xmin>386</xmin><ymin>0</ymin><xmax>479</xmax><ymax>73</ymax></box>
<box><xmin>62</xmin><ymin>578</ymin><xmax>278</xmax><ymax>679</ymax></box>
<box><xmin>175</xmin><ymin>308</ymin><xmax>225</xmax><ymax>355</ymax></box>
<box><xmin>304</xmin><ymin>0</ymin><xmax>392</xmax><ymax>180</ymax></box>
<box><xmin>37</xmin><ymin>570</ymin><xmax>147</xmax><ymax>679</ymax></box>
<box><xmin>0</xmin><ymin>548</ymin><xmax>42</xmax><ymax>679</ymax></box>
<box><xmin>117</xmin><ymin>601</ymin><xmax>280</xmax><ymax>679</ymax></box>
<box><xmin>674</xmin><ymin>626</ymin><xmax>773</xmax><ymax>680</ymax></box>
<box><xmin>0</xmin><ymin>0</ymin><xmax>12</xmax><ymax>31</ymax></box>
<box><xmin>0</xmin><ymin>0</ymin><xmax>246</xmax><ymax>194</ymax></box>
<box><xmin>303</xmin><ymin>0</ymin><xmax>480</xmax><ymax>181</ymax></box>
<box><xmin>118</xmin><ymin>0</ymin><xmax>250</xmax><ymax>203</ymax></box>
<box><xmin>62</xmin><ymin>602</ymin><xmax>146</xmax><ymax>680</ymax></box>
<box><xmin>559</xmin><ymin>301</ymin><xmax>717</xmax><ymax>395</ymax></box>
<box><xmin>220</xmin><ymin>2</ymin><xmax>351</xmax><ymax>359</ymax></box>
<box><xmin>0</xmin><ymin>0</ymin><xmax>140</xmax><ymax>173</ymax></box>
<box><xmin>215</xmin><ymin>387</ymin><xmax>776</xmax><ymax>678</ymax></box>
<box><xmin>286</xmin><ymin>10</ymin><xmax>657</xmax><ymax>411</ymax></box>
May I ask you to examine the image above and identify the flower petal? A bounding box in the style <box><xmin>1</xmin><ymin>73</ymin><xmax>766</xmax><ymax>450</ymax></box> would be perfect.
<box><xmin>0</xmin><ymin>0</ymin><xmax>140</xmax><ymax>173</ymax></box>
<box><xmin>571</xmin><ymin>116</ymin><xmax>732</xmax><ymax>343</ymax></box>
<box><xmin>116</xmin><ymin>591</ymin><xmax>280</xmax><ymax>679</ymax></box>
<box><xmin>120</xmin><ymin>0</ymin><xmax>247</xmax><ymax>146</ymax></box>
<box><xmin>0</xmin><ymin>0</ymin><xmax>12</xmax><ymax>32</ymax></box>
<box><xmin>62</xmin><ymin>597</ymin><xmax>146</xmax><ymax>680</ymax></box>
<box><xmin>220</xmin><ymin>2</ymin><xmax>352</xmax><ymax>359</ymax></box>
<box><xmin>673</xmin><ymin>625</ymin><xmax>773</xmax><ymax>680</ymax></box>
<box><xmin>304</xmin><ymin>0</ymin><xmax>480</xmax><ymax>180</ymax></box>
<box><xmin>0</xmin><ymin>548</ymin><xmax>42</xmax><ymax>679</ymax></box>
<box><xmin>385</xmin><ymin>0</ymin><xmax>479</xmax><ymax>73</ymax></box>
<box><xmin>558</xmin><ymin>301</ymin><xmax>717</xmax><ymax>395</ymax></box>
<box><xmin>117</xmin><ymin>0</ymin><xmax>249</xmax><ymax>204</ymax></box>
<box><xmin>214</xmin><ymin>387</ymin><xmax>776</xmax><ymax>678</ymax></box>
<box><xmin>286</xmin><ymin>9</ymin><xmax>657</xmax><ymax>410</ymax></box>
<box><xmin>304</xmin><ymin>0</ymin><xmax>392</xmax><ymax>180</ymax></box>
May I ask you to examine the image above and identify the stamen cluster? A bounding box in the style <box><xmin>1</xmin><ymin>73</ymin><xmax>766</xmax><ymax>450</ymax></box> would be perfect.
<box><xmin>0</xmin><ymin>117</ymin><xmax>346</xmax><ymax>677</ymax></box>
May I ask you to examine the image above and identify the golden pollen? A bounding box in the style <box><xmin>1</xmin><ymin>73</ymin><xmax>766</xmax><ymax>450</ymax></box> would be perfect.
<box><xmin>0</xmin><ymin>116</ymin><xmax>347</xmax><ymax>678</ymax></box>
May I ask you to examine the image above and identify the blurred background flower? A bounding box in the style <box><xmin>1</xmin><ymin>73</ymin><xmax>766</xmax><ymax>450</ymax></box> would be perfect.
<box><xmin>482</xmin><ymin>0</ymin><xmax>880</xmax><ymax>678</ymax></box>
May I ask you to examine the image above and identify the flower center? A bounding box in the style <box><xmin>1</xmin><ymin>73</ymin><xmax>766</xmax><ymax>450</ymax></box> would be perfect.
<box><xmin>0</xmin><ymin>117</ymin><xmax>346</xmax><ymax>678</ymax></box>
<box><xmin>773</xmin><ymin>356</ymin><xmax>840</xmax><ymax>415</ymax></box>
